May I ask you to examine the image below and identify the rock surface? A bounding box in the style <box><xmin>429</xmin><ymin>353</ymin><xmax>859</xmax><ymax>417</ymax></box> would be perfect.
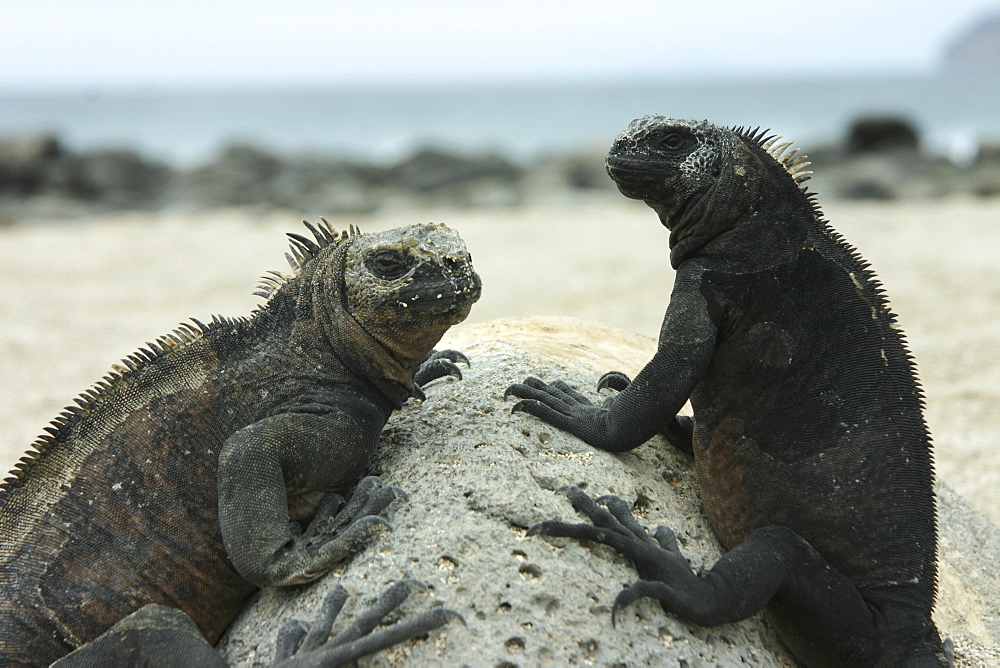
<box><xmin>217</xmin><ymin>317</ymin><xmax>1000</xmax><ymax>666</ymax></box>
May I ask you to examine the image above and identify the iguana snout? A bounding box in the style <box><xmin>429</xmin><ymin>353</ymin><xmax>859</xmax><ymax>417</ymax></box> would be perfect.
<box><xmin>393</xmin><ymin>254</ymin><xmax>481</xmax><ymax>319</ymax></box>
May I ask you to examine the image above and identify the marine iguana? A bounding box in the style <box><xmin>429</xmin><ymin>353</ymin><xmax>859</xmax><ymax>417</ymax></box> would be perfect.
<box><xmin>0</xmin><ymin>220</ymin><xmax>481</xmax><ymax>666</ymax></box>
<box><xmin>506</xmin><ymin>117</ymin><xmax>949</xmax><ymax>666</ymax></box>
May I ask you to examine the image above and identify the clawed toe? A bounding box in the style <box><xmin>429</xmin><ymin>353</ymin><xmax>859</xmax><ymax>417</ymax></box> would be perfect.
<box><xmin>414</xmin><ymin>359</ymin><xmax>463</xmax><ymax>386</ymax></box>
<box><xmin>326</xmin><ymin>477</ymin><xmax>406</xmax><ymax>530</ymax></box>
<box><xmin>294</xmin><ymin>478</ymin><xmax>406</xmax><ymax>579</ymax></box>
<box><xmin>415</xmin><ymin>349</ymin><xmax>470</xmax><ymax>387</ymax></box>
<box><xmin>611</xmin><ymin>580</ymin><xmax>665</xmax><ymax>627</ymax></box>
<box><xmin>425</xmin><ymin>349</ymin><xmax>470</xmax><ymax>367</ymax></box>
<box><xmin>527</xmin><ymin>487</ymin><xmax>696</xmax><ymax>602</ymax></box>
<box><xmin>597</xmin><ymin>371</ymin><xmax>632</xmax><ymax>392</ymax></box>
<box><xmin>504</xmin><ymin>376</ymin><xmax>548</xmax><ymax>399</ymax></box>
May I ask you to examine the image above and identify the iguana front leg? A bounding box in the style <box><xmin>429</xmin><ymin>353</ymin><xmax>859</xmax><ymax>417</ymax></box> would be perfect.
<box><xmin>506</xmin><ymin>264</ymin><xmax>718</xmax><ymax>453</ymax></box>
<box><xmin>217</xmin><ymin>405</ymin><xmax>394</xmax><ymax>587</ymax></box>
<box><xmin>597</xmin><ymin>371</ymin><xmax>695</xmax><ymax>454</ymax></box>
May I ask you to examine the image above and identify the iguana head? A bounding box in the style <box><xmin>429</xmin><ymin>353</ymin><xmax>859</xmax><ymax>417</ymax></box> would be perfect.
<box><xmin>258</xmin><ymin>220</ymin><xmax>480</xmax><ymax>404</ymax></box>
<box><xmin>605</xmin><ymin>116</ymin><xmax>813</xmax><ymax>264</ymax></box>
<box><xmin>342</xmin><ymin>222</ymin><xmax>481</xmax><ymax>336</ymax></box>
<box><xmin>280</xmin><ymin>221</ymin><xmax>480</xmax><ymax>404</ymax></box>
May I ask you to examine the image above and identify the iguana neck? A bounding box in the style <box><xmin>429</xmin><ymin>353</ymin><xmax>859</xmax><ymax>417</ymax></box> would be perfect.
<box><xmin>323</xmin><ymin>293</ymin><xmax>416</xmax><ymax>410</ymax></box>
<box><xmin>304</xmin><ymin>250</ymin><xmax>415</xmax><ymax>410</ymax></box>
<box><xmin>655</xmin><ymin>184</ymin><xmax>742</xmax><ymax>269</ymax></box>
<box><xmin>371</xmin><ymin>326</ymin><xmax>446</xmax><ymax>376</ymax></box>
<box><xmin>665</xmin><ymin>188</ymin><xmax>809</xmax><ymax>272</ymax></box>
<box><xmin>665</xmin><ymin>201</ymin><xmax>720</xmax><ymax>268</ymax></box>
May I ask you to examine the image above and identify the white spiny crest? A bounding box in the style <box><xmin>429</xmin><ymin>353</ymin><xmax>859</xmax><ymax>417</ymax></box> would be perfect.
<box><xmin>760</xmin><ymin>135</ymin><xmax>813</xmax><ymax>184</ymax></box>
<box><xmin>254</xmin><ymin>218</ymin><xmax>360</xmax><ymax>300</ymax></box>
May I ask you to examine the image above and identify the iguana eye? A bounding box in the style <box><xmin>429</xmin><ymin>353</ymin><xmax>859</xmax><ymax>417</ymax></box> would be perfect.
<box><xmin>661</xmin><ymin>133</ymin><xmax>686</xmax><ymax>151</ymax></box>
<box><xmin>366</xmin><ymin>250</ymin><xmax>412</xmax><ymax>279</ymax></box>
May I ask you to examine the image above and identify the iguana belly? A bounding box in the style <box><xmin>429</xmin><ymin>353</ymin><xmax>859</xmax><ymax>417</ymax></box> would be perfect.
<box><xmin>692</xmin><ymin>411</ymin><xmax>931</xmax><ymax>600</ymax></box>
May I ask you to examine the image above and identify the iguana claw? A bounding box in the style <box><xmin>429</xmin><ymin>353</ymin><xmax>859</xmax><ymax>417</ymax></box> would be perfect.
<box><xmin>414</xmin><ymin>349</ymin><xmax>471</xmax><ymax>389</ymax></box>
<box><xmin>597</xmin><ymin>371</ymin><xmax>631</xmax><ymax>392</ymax></box>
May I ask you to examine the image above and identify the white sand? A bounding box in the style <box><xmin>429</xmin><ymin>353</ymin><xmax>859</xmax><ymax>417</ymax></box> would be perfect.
<box><xmin>2</xmin><ymin>196</ymin><xmax>998</xmax><ymax>523</ymax></box>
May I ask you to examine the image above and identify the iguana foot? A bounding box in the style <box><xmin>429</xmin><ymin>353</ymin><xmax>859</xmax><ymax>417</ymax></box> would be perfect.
<box><xmin>238</xmin><ymin>477</ymin><xmax>403</xmax><ymax>587</ymax></box>
<box><xmin>505</xmin><ymin>377</ymin><xmax>623</xmax><ymax>450</ymax></box>
<box><xmin>274</xmin><ymin>580</ymin><xmax>464</xmax><ymax>667</ymax></box>
<box><xmin>528</xmin><ymin>486</ymin><xmax>693</xmax><ymax>581</ymax></box>
<box><xmin>415</xmin><ymin>349</ymin><xmax>470</xmax><ymax>386</ymax></box>
<box><xmin>51</xmin><ymin>581</ymin><xmax>463</xmax><ymax>667</ymax></box>
<box><xmin>528</xmin><ymin>486</ymin><xmax>709</xmax><ymax>623</ymax></box>
<box><xmin>290</xmin><ymin>477</ymin><xmax>406</xmax><ymax>583</ymax></box>
<box><xmin>530</xmin><ymin>486</ymin><xmax>886</xmax><ymax>648</ymax></box>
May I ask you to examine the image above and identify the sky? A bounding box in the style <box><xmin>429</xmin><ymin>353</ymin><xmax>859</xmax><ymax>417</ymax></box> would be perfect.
<box><xmin>1</xmin><ymin>0</ymin><xmax>998</xmax><ymax>89</ymax></box>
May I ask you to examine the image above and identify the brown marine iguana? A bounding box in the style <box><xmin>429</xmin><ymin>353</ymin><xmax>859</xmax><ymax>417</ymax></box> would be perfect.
<box><xmin>0</xmin><ymin>220</ymin><xmax>481</xmax><ymax>666</ymax></box>
<box><xmin>506</xmin><ymin>117</ymin><xmax>950</xmax><ymax>666</ymax></box>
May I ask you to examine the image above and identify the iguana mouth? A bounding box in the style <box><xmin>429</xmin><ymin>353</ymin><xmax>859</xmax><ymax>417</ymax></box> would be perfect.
<box><xmin>605</xmin><ymin>156</ymin><xmax>670</xmax><ymax>197</ymax></box>
<box><xmin>605</xmin><ymin>166</ymin><xmax>663</xmax><ymax>202</ymax></box>
<box><xmin>396</xmin><ymin>268</ymin><xmax>482</xmax><ymax>320</ymax></box>
<box><xmin>605</xmin><ymin>160</ymin><xmax>670</xmax><ymax>180</ymax></box>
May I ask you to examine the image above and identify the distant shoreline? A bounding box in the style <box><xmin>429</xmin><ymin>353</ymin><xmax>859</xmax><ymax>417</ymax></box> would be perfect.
<box><xmin>3</xmin><ymin>112</ymin><xmax>1000</xmax><ymax>224</ymax></box>
<box><xmin>3</xmin><ymin>72</ymin><xmax>999</xmax><ymax>168</ymax></box>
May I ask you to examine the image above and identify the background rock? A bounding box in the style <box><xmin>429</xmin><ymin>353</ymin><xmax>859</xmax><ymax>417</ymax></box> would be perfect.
<box><xmin>844</xmin><ymin>116</ymin><xmax>921</xmax><ymax>155</ymax></box>
<box><xmin>807</xmin><ymin>116</ymin><xmax>959</xmax><ymax>200</ymax></box>
<box><xmin>945</xmin><ymin>12</ymin><xmax>1000</xmax><ymax>73</ymax></box>
<box><xmin>966</xmin><ymin>143</ymin><xmax>1000</xmax><ymax>197</ymax></box>
<box><xmin>63</xmin><ymin>148</ymin><xmax>173</xmax><ymax>208</ymax></box>
<box><xmin>0</xmin><ymin>134</ymin><xmax>62</xmax><ymax>196</ymax></box>
<box><xmin>219</xmin><ymin>317</ymin><xmax>1000</xmax><ymax>666</ymax></box>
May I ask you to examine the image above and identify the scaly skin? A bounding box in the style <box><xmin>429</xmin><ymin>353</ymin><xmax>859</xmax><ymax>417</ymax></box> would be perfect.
<box><xmin>0</xmin><ymin>220</ymin><xmax>480</xmax><ymax>666</ymax></box>
<box><xmin>507</xmin><ymin>117</ymin><xmax>949</xmax><ymax>667</ymax></box>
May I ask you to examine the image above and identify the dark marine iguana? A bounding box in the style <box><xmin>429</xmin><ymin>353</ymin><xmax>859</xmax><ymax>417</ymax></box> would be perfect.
<box><xmin>506</xmin><ymin>117</ymin><xmax>950</xmax><ymax>667</ymax></box>
<box><xmin>0</xmin><ymin>220</ymin><xmax>481</xmax><ymax>666</ymax></box>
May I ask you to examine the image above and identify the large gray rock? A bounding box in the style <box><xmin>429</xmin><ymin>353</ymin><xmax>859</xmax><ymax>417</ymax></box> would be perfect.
<box><xmin>945</xmin><ymin>12</ymin><xmax>1000</xmax><ymax>73</ymax></box>
<box><xmin>219</xmin><ymin>317</ymin><xmax>1000</xmax><ymax>666</ymax></box>
<box><xmin>0</xmin><ymin>135</ymin><xmax>62</xmax><ymax>195</ymax></box>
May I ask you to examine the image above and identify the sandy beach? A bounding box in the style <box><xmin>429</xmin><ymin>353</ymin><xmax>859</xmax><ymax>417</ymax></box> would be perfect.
<box><xmin>2</xmin><ymin>195</ymin><xmax>998</xmax><ymax>525</ymax></box>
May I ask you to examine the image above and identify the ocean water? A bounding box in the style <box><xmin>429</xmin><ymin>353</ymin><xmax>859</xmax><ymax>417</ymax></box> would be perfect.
<box><xmin>1</xmin><ymin>74</ymin><xmax>998</xmax><ymax>167</ymax></box>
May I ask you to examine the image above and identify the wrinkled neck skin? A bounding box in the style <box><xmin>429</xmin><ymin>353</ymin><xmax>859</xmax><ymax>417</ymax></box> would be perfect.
<box><xmin>657</xmin><ymin>175</ymin><xmax>807</xmax><ymax>273</ymax></box>
<box><xmin>368</xmin><ymin>323</ymin><xmax>450</xmax><ymax>379</ymax></box>
<box><xmin>654</xmin><ymin>188</ymin><xmax>732</xmax><ymax>269</ymax></box>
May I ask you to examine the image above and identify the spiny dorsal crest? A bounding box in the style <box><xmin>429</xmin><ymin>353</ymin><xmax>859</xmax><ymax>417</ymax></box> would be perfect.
<box><xmin>0</xmin><ymin>316</ymin><xmax>237</xmax><ymax>505</ymax></box>
<box><xmin>253</xmin><ymin>218</ymin><xmax>360</xmax><ymax>300</ymax></box>
<box><xmin>735</xmin><ymin>126</ymin><xmax>814</xmax><ymax>185</ymax></box>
